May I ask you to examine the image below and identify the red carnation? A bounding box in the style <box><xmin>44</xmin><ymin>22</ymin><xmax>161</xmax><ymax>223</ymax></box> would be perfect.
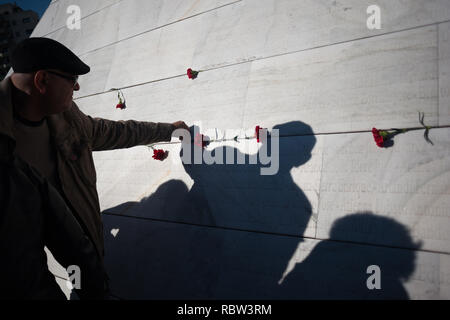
<box><xmin>187</xmin><ymin>68</ymin><xmax>199</xmax><ymax>79</ymax></box>
<box><xmin>255</xmin><ymin>125</ymin><xmax>261</xmax><ymax>143</ymax></box>
<box><xmin>115</xmin><ymin>89</ymin><xmax>126</xmax><ymax>110</ymax></box>
<box><xmin>152</xmin><ymin>149</ymin><xmax>168</xmax><ymax>161</ymax></box>
<box><xmin>370</xmin><ymin>113</ymin><xmax>433</xmax><ymax>149</ymax></box>
<box><xmin>372</xmin><ymin>128</ymin><xmax>385</xmax><ymax>148</ymax></box>
<box><xmin>116</xmin><ymin>103</ymin><xmax>126</xmax><ymax>110</ymax></box>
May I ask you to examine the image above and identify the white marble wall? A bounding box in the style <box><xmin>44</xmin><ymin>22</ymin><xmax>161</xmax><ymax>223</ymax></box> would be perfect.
<box><xmin>31</xmin><ymin>0</ymin><xmax>450</xmax><ymax>299</ymax></box>
<box><xmin>440</xmin><ymin>22</ymin><xmax>450</xmax><ymax>125</ymax></box>
<box><xmin>34</xmin><ymin>0</ymin><xmax>122</xmax><ymax>39</ymax></box>
<box><xmin>317</xmin><ymin>129</ymin><xmax>450</xmax><ymax>253</ymax></box>
<box><xmin>74</xmin><ymin>24</ymin><xmax>439</xmax><ymax>135</ymax></box>
<box><xmin>33</xmin><ymin>0</ymin><xmax>450</xmax><ymax>98</ymax></box>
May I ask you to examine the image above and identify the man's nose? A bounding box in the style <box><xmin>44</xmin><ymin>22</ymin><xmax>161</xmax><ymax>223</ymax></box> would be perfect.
<box><xmin>74</xmin><ymin>82</ymin><xmax>80</xmax><ymax>91</ymax></box>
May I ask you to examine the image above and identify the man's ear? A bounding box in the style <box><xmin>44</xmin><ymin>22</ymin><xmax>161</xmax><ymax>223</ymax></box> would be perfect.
<box><xmin>34</xmin><ymin>71</ymin><xmax>48</xmax><ymax>94</ymax></box>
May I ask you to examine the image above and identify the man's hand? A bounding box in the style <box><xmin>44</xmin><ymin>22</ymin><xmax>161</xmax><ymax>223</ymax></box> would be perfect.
<box><xmin>172</xmin><ymin>121</ymin><xmax>190</xmax><ymax>141</ymax></box>
<box><xmin>172</xmin><ymin>121</ymin><xmax>189</xmax><ymax>131</ymax></box>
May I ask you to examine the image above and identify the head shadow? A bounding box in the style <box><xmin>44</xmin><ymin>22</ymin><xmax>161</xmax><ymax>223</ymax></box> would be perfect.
<box><xmin>180</xmin><ymin>121</ymin><xmax>316</xmax><ymax>175</ymax></box>
<box><xmin>280</xmin><ymin>212</ymin><xmax>422</xmax><ymax>299</ymax></box>
<box><xmin>178</xmin><ymin>121</ymin><xmax>317</xmax><ymax>239</ymax></box>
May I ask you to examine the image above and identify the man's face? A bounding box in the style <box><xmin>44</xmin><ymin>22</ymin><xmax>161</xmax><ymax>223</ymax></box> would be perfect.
<box><xmin>42</xmin><ymin>69</ymin><xmax>80</xmax><ymax>114</ymax></box>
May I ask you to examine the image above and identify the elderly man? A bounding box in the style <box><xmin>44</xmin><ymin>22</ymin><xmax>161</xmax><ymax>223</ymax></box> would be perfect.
<box><xmin>0</xmin><ymin>37</ymin><xmax>188</xmax><ymax>298</ymax></box>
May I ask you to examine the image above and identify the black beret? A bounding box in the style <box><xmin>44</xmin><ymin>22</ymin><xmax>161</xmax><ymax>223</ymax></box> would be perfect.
<box><xmin>11</xmin><ymin>37</ymin><xmax>90</xmax><ymax>75</ymax></box>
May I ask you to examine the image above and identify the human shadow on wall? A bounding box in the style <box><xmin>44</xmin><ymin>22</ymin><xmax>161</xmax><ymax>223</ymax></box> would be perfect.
<box><xmin>180</xmin><ymin>121</ymin><xmax>316</xmax><ymax>241</ymax></box>
<box><xmin>102</xmin><ymin>120</ymin><xmax>316</xmax><ymax>298</ymax></box>
<box><xmin>279</xmin><ymin>212</ymin><xmax>422</xmax><ymax>299</ymax></box>
<box><xmin>102</xmin><ymin>122</ymin><xmax>419</xmax><ymax>299</ymax></box>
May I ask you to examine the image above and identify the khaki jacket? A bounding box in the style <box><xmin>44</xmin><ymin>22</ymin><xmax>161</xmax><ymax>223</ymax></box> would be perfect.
<box><xmin>0</xmin><ymin>77</ymin><xmax>175</xmax><ymax>257</ymax></box>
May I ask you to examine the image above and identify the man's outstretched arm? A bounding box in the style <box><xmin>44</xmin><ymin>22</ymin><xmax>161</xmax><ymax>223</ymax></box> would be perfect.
<box><xmin>71</xmin><ymin>102</ymin><xmax>188</xmax><ymax>151</ymax></box>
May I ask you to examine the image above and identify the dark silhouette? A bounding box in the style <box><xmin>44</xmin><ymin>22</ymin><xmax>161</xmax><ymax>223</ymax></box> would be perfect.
<box><xmin>179</xmin><ymin>121</ymin><xmax>316</xmax><ymax>238</ymax></box>
<box><xmin>280</xmin><ymin>213</ymin><xmax>421</xmax><ymax>299</ymax></box>
<box><xmin>101</xmin><ymin>122</ymin><xmax>419</xmax><ymax>299</ymax></box>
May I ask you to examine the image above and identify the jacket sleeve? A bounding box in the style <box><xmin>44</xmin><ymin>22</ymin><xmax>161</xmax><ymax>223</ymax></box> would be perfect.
<box><xmin>71</xmin><ymin>103</ymin><xmax>175</xmax><ymax>151</ymax></box>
